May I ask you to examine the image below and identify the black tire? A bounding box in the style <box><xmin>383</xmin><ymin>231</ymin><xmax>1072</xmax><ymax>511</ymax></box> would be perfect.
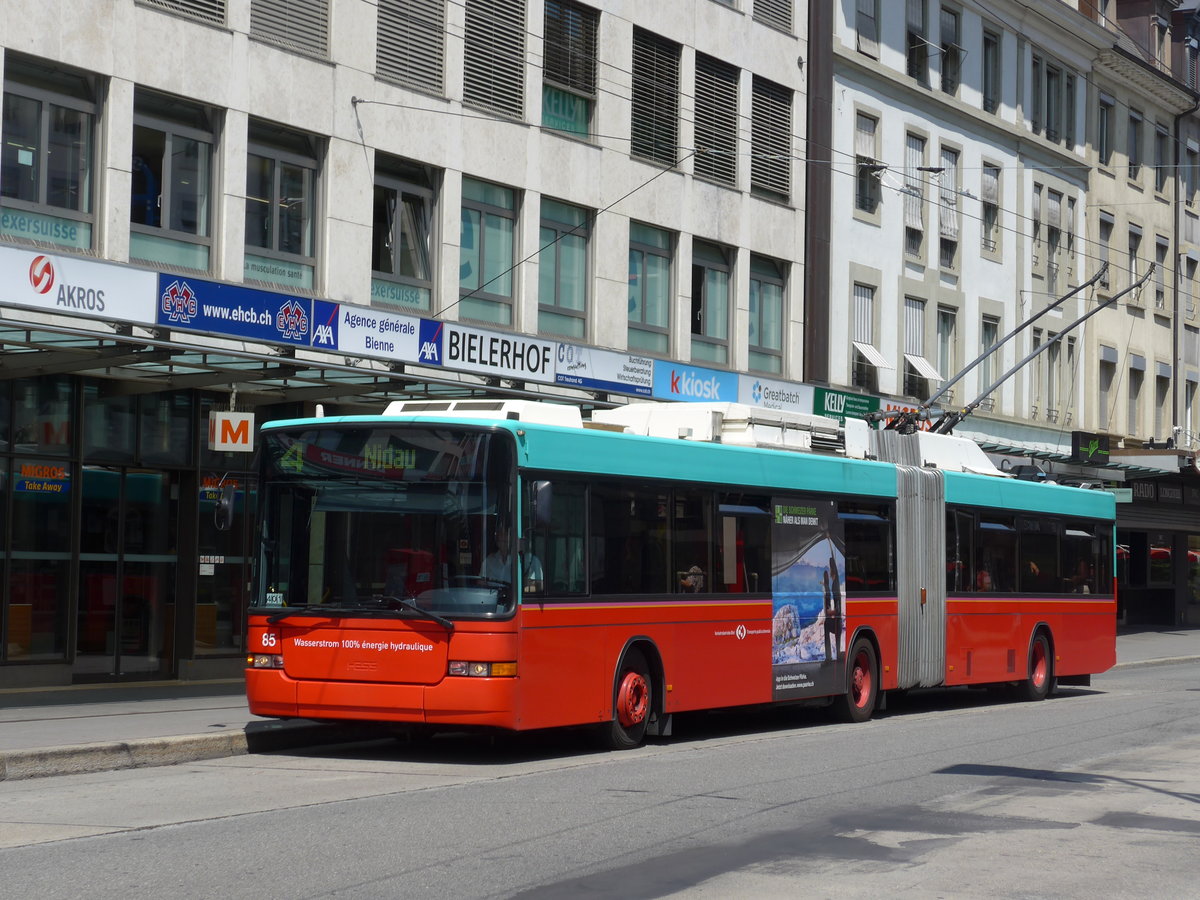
<box><xmin>833</xmin><ymin>637</ymin><xmax>878</xmax><ymax>723</ymax></box>
<box><xmin>603</xmin><ymin>648</ymin><xmax>652</xmax><ymax>750</ymax></box>
<box><xmin>1019</xmin><ymin>632</ymin><xmax>1054</xmax><ymax>702</ymax></box>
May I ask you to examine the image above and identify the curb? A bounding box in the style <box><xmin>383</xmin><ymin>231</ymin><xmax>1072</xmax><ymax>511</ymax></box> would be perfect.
<box><xmin>0</xmin><ymin>720</ymin><xmax>383</xmax><ymax>782</ymax></box>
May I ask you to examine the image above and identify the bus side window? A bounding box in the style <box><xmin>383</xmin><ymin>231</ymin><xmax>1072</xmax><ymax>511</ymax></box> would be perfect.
<box><xmin>528</xmin><ymin>478</ymin><xmax>586</xmax><ymax>596</ymax></box>
<box><xmin>716</xmin><ymin>494</ymin><xmax>771</xmax><ymax>593</ymax></box>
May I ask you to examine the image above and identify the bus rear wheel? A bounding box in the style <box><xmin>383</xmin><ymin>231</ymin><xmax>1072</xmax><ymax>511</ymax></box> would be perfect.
<box><xmin>1019</xmin><ymin>632</ymin><xmax>1054</xmax><ymax>702</ymax></box>
<box><xmin>833</xmin><ymin>638</ymin><xmax>878</xmax><ymax>723</ymax></box>
<box><xmin>604</xmin><ymin>648</ymin><xmax>652</xmax><ymax>750</ymax></box>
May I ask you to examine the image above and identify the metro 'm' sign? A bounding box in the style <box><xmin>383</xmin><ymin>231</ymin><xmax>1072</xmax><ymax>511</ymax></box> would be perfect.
<box><xmin>209</xmin><ymin>411</ymin><xmax>255</xmax><ymax>452</ymax></box>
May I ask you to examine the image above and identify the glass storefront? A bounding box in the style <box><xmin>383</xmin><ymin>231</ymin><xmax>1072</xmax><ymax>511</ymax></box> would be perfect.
<box><xmin>0</xmin><ymin>376</ymin><xmax>260</xmax><ymax>681</ymax></box>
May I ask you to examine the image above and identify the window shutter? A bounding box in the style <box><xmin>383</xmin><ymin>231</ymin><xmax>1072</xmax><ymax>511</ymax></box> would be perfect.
<box><xmin>250</xmin><ymin>0</ymin><xmax>329</xmax><ymax>58</ymax></box>
<box><xmin>856</xmin><ymin>0</ymin><xmax>879</xmax><ymax>56</ymax></box>
<box><xmin>754</xmin><ymin>0</ymin><xmax>793</xmax><ymax>33</ymax></box>
<box><xmin>544</xmin><ymin>0</ymin><xmax>597</xmax><ymax>95</ymax></box>
<box><xmin>751</xmin><ymin>76</ymin><xmax>791</xmax><ymax>199</ymax></box>
<box><xmin>906</xmin><ymin>0</ymin><xmax>924</xmax><ymax>31</ymax></box>
<box><xmin>631</xmin><ymin>29</ymin><xmax>681</xmax><ymax>165</ymax></box>
<box><xmin>905</xmin><ymin>297</ymin><xmax>925</xmax><ymax>356</ymax></box>
<box><xmin>463</xmin><ymin>0</ymin><xmax>527</xmax><ymax>119</ymax></box>
<box><xmin>939</xmin><ymin>147</ymin><xmax>958</xmax><ymax>239</ymax></box>
<box><xmin>694</xmin><ymin>54</ymin><xmax>739</xmax><ymax>186</ymax></box>
<box><xmin>853</xmin><ymin>284</ymin><xmax>874</xmax><ymax>343</ymax></box>
<box><xmin>855</xmin><ymin>113</ymin><xmax>876</xmax><ymax>156</ymax></box>
<box><xmin>143</xmin><ymin>0</ymin><xmax>226</xmax><ymax>25</ymax></box>
<box><xmin>1047</xmin><ymin>191</ymin><xmax>1062</xmax><ymax>230</ymax></box>
<box><xmin>377</xmin><ymin>0</ymin><xmax>445</xmax><ymax>94</ymax></box>
<box><xmin>904</xmin><ymin>134</ymin><xmax>924</xmax><ymax>230</ymax></box>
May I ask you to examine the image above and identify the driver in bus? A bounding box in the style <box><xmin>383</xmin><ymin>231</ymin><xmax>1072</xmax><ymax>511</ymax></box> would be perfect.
<box><xmin>482</xmin><ymin>524</ymin><xmax>545</xmax><ymax>594</ymax></box>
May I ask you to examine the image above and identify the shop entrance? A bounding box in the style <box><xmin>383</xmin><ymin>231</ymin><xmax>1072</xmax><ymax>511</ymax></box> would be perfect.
<box><xmin>74</xmin><ymin>467</ymin><xmax>179</xmax><ymax>680</ymax></box>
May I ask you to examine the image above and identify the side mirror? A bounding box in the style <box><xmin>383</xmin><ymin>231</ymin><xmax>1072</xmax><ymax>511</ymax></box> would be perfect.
<box><xmin>531</xmin><ymin>480</ymin><xmax>553</xmax><ymax>527</ymax></box>
<box><xmin>214</xmin><ymin>482</ymin><xmax>237</xmax><ymax>531</ymax></box>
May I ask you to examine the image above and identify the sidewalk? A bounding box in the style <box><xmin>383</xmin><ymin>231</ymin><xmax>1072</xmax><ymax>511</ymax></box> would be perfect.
<box><xmin>1</xmin><ymin>628</ymin><xmax>1197</xmax><ymax>781</ymax></box>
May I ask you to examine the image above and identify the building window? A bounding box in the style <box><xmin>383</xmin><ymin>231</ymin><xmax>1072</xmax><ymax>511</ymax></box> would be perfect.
<box><xmin>906</xmin><ymin>0</ymin><xmax>929</xmax><ymax>85</ymax></box>
<box><xmin>463</xmin><ymin>0</ymin><xmax>527</xmax><ymax>119</ymax></box>
<box><xmin>542</xmin><ymin>0</ymin><xmax>598</xmax><ymax>136</ymax></box>
<box><xmin>244</xmin><ymin>120</ymin><xmax>319</xmax><ymax>289</ymax></box>
<box><xmin>1155</xmin><ymin>238</ymin><xmax>1168</xmax><ymax>310</ymax></box>
<box><xmin>749</xmin><ymin>255</ymin><xmax>785</xmax><ymax>374</ymax></box>
<box><xmin>0</xmin><ymin>56</ymin><xmax>97</xmax><ymax>251</ymax></box>
<box><xmin>1098</xmin><ymin>357</ymin><xmax>1115</xmax><ymax>430</ymax></box>
<box><xmin>856</xmin><ymin>0</ymin><xmax>879</xmax><ymax>58</ymax></box>
<box><xmin>1188</xmin><ymin>144</ymin><xmax>1200</xmax><ymax>207</ymax></box>
<box><xmin>1044</xmin><ymin>63</ymin><xmax>1062</xmax><ymax>141</ymax></box>
<box><xmin>1098</xmin><ymin>94</ymin><xmax>1115</xmax><ymax>167</ymax></box>
<box><xmin>855</xmin><ymin>112</ymin><xmax>880</xmax><ymax>214</ymax></box>
<box><xmin>981</xmin><ymin>164</ymin><xmax>1000</xmax><ymax>254</ymax></box>
<box><xmin>250</xmin><ymin>0</ymin><xmax>329</xmax><ymax>58</ymax></box>
<box><xmin>628</xmin><ymin>222</ymin><xmax>671</xmax><ymax>354</ymax></box>
<box><xmin>1045</xmin><ymin>334</ymin><xmax>1060</xmax><ymax>420</ymax></box>
<box><xmin>143</xmin><ymin>0</ymin><xmax>226</xmax><ymax>25</ymax></box>
<box><xmin>938</xmin><ymin>146</ymin><xmax>959</xmax><ymax>269</ymax></box>
<box><xmin>1128</xmin><ymin>111</ymin><xmax>1143</xmax><ymax>181</ymax></box>
<box><xmin>852</xmin><ymin>282</ymin><xmax>883</xmax><ymax>392</ymax></box>
<box><xmin>904</xmin><ymin>132</ymin><xmax>926</xmax><ymax>258</ymax></box>
<box><xmin>1066</xmin><ymin>196</ymin><xmax>1077</xmax><ymax>270</ymax></box>
<box><xmin>376</xmin><ymin>0</ymin><xmax>446</xmax><ymax>94</ymax></box>
<box><xmin>937</xmin><ymin>306</ymin><xmax>957</xmax><ymax>396</ymax></box>
<box><xmin>751</xmin><ymin>76</ymin><xmax>791</xmax><ymax>201</ymax></box>
<box><xmin>979</xmin><ymin>314</ymin><xmax>999</xmax><ymax>390</ymax></box>
<box><xmin>1128</xmin><ymin>361</ymin><xmax>1144</xmax><ymax>436</ymax></box>
<box><xmin>459</xmin><ymin>177</ymin><xmax>517</xmax><ymax>325</ymax></box>
<box><xmin>1155</xmin><ymin>372</ymin><xmax>1170</xmax><ymax>440</ymax></box>
<box><xmin>1154</xmin><ymin>124</ymin><xmax>1169</xmax><ymax>193</ymax></box>
<box><xmin>631</xmin><ymin>28</ymin><xmax>681</xmax><ymax>166</ymax></box>
<box><xmin>1098</xmin><ymin>214</ymin><xmax>1113</xmax><ymax>288</ymax></box>
<box><xmin>130</xmin><ymin>90</ymin><xmax>214</xmax><ymax>273</ymax></box>
<box><xmin>1046</xmin><ymin>189</ymin><xmax>1062</xmax><ymax>293</ymax></box>
<box><xmin>982</xmin><ymin>29</ymin><xmax>1000</xmax><ymax>113</ymax></box>
<box><xmin>371</xmin><ymin>157</ymin><xmax>435</xmax><ymax>311</ymax></box>
<box><xmin>754</xmin><ymin>0</ymin><xmax>792</xmax><ymax>33</ymax></box>
<box><xmin>940</xmin><ymin>7</ymin><xmax>962</xmax><ymax>95</ymax></box>
<box><xmin>1128</xmin><ymin>226</ymin><xmax>1142</xmax><ymax>289</ymax></box>
<box><xmin>904</xmin><ymin>296</ymin><xmax>940</xmax><ymax>398</ymax></box>
<box><xmin>691</xmin><ymin>241</ymin><xmax>731</xmax><ymax>364</ymax></box>
<box><xmin>538</xmin><ymin>198</ymin><xmax>589</xmax><ymax>339</ymax></box>
<box><xmin>1188</xmin><ymin>37</ymin><xmax>1199</xmax><ymax>90</ymax></box>
<box><xmin>694</xmin><ymin>54</ymin><xmax>739</xmax><ymax>186</ymax></box>
<box><xmin>1155</xmin><ymin>15</ymin><xmax>1169</xmax><ymax>66</ymax></box>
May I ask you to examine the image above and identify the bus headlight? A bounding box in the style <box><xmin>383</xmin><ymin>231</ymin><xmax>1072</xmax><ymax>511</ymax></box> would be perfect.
<box><xmin>248</xmin><ymin>654</ymin><xmax>284</xmax><ymax>669</ymax></box>
<box><xmin>448</xmin><ymin>660</ymin><xmax>517</xmax><ymax>677</ymax></box>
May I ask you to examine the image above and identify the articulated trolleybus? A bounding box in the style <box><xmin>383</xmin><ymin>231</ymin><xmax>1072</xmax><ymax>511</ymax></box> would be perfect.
<box><xmin>245</xmin><ymin>399</ymin><xmax>1115</xmax><ymax>748</ymax></box>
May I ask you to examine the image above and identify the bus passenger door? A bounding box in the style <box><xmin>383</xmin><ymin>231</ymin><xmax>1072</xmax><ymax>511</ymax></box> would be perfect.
<box><xmin>894</xmin><ymin>466</ymin><xmax>946</xmax><ymax>689</ymax></box>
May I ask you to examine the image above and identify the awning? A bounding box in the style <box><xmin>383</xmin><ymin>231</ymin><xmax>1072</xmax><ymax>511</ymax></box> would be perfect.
<box><xmin>904</xmin><ymin>353</ymin><xmax>942</xmax><ymax>381</ymax></box>
<box><xmin>853</xmin><ymin>341</ymin><xmax>893</xmax><ymax>370</ymax></box>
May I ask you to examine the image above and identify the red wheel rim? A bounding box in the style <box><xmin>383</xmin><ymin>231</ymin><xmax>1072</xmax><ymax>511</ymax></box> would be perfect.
<box><xmin>851</xmin><ymin>651</ymin><xmax>872</xmax><ymax>709</ymax></box>
<box><xmin>616</xmin><ymin>670</ymin><xmax>649</xmax><ymax>727</ymax></box>
<box><xmin>1031</xmin><ymin>640</ymin><xmax>1048</xmax><ymax>689</ymax></box>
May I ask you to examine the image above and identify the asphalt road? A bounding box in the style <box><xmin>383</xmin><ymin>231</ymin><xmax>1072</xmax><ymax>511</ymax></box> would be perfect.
<box><xmin>1</xmin><ymin>662</ymin><xmax>1198</xmax><ymax>899</ymax></box>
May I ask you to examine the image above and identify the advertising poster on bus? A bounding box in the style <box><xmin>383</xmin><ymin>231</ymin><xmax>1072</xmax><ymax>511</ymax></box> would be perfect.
<box><xmin>770</xmin><ymin>498</ymin><xmax>845</xmax><ymax>700</ymax></box>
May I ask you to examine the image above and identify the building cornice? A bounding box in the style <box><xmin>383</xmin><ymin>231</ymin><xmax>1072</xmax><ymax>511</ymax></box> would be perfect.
<box><xmin>1095</xmin><ymin>47</ymin><xmax>1198</xmax><ymax>113</ymax></box>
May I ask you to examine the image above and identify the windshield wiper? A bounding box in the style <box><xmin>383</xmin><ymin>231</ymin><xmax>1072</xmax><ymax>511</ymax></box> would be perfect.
<box><xmin>266</xmin><ymin>600</ymin><xmax>453</xmax><ymax>631</ymax></box>
<box><xmin>371</xmin><ymin>594</ymin><xmax>455</xmax><ymax>631</ymax></box>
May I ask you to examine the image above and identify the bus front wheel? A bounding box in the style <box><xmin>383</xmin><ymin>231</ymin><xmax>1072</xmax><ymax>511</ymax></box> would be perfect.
<box><xmin>833</xmin><ymin>638</ymin><xmax>878</xmax><ymax>723</ymax></box>
<box><xmin>1019</xmin><ymin>632</ymin><xmax>1054</xmax><ymax>702</ymax></box>
<box><xmin>604</xmin><ymin>648</ymin><xmax>652</xmax><ymax>750</ymax></box>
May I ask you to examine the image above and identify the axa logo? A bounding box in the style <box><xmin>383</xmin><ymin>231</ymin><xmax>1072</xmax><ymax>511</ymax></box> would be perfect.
<box><xmin>277</xmin><ymin>300</ymin><xmax>309</xmax><ymax>340</ymax></box>
<box><xmin>29</xmin><ymin>256</ymin><xmax>55</xmax><ymax>295</ymax></box>
<box><xmin>418</xmin><ymin>320</ymin><xmax>443</xmax><ymax>365</ymax></box>
<box><xmin>160</xmin><ymin>280</ymin><xmax>198</xmax><ymax>323</ymax></box>
<box><xmin>670</xmin><ymin>369</ymin><xmax>722</xmax><ymax>399</ymax></box>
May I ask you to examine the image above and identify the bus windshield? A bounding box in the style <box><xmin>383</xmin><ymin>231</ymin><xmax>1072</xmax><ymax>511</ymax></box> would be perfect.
<box><xmin>256</xmin><ymin>425</ymin><xmax>516</xmax><ymax>618</ymax></box>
